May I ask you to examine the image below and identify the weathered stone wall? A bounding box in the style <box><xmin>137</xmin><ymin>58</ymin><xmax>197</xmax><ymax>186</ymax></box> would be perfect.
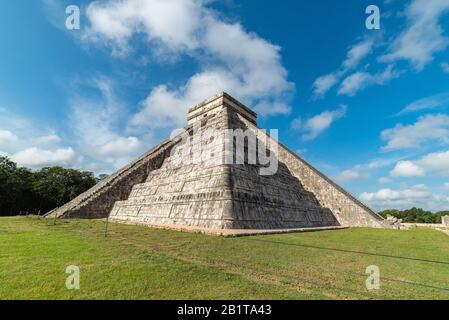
<box><xmin>110</xmin><ymin>102</ymin><xmax>235</xmax><ymax>228</ymax></box>
<box><xmin>45</xmin><ymin>139</ymin><xmax>175</xmax><ymax>219</ymax></box>
<box><xmin>276</xmin><ymin>146</ymin><xmax>384</xmax><ymax>228</ymax></box>
<box><xmin>226</xmin><ymin>105</ymin><xmax>339</xmax><ymax>229</ymax></box>
<box><xmin>237</xmin><ymin>113</ymin><xmax>384</xmax><ymax>228</ymax></box>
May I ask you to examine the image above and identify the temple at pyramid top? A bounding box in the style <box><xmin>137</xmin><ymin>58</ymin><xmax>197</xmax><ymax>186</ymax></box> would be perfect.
<box><xmin>187</xmin><ymin>92</ymin><xmax>257</xmax><ymax>125</ymax></box>
<box><xmin>46</xmin><ymin>92</ymin><xmax>386</xmax><ymax>234</ymax></box>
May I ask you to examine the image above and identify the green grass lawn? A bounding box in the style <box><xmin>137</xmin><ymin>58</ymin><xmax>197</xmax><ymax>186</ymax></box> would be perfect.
<box><xmin>1</xmin><ymin>217</ymin><xmax>449</xmax><ymax>300</ymax></box>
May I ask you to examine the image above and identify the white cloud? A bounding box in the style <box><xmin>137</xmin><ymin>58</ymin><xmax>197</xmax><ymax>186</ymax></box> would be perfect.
<box><xmin>312</xmin><ymin>73</ymin><xmax>339</xmax><ymax>97</ymax></box>
<box><xmin>291</xmin><ymin>118</ymin><xmax>302</xmax><ymax>130</ymax></box>
<box><xmin>85</xmin><ymin>0</ymin><xmax>202</xmax><ymax>55</ymax></box>
<box><xmin>312</xmin><ymin>0</ymin><xmax>449</xmax><ymax>99</ymax></box>
<box><xmin>444</xmin><ymin>182</ymin><xmax>449</xmax><ymax>190</ymax></box>
<box><xmin>390</xmin><ymin>160</ymin><xmax>425</xmax><ymax>177</ymax></box>
<box><xmin>337</xmin><ymin>170</ymin><xmax>362</xmax><ymax>181</ymax></box>
<box><xmin>342</xmin><ymin>38</ymin><xmax>374</xmax><ymax>70</ymax></box>
<box><xmin>69</xmin><ymin>76</ymin><xmax>148</xmax><ymax>171</ymax></box>
<box><xmin>0</xmin><ymin>111</ymin><xmax>78</xmax><ymax>170</ymax></box>
<box><xmin>338</xmin><ymin>72</ymin><xmax>371</xmax><ymax>96</ymax></box>
<box><xmin>0</xmin><ymin>131</ymin><xmax>64</xmax><ymax>155</ymax></box>
<box><xmin>70</xmin><ymin>77</ymin><xmax>123</xmax><ymax>147</ymax></box>
<box><xmin>390</xmin><ymin>150</ymin><xmax>449</xmax><ymax>178</ymax></box>
<box><xmin>83</xmin><ymin>0</ymin><xmax>295</xmax><ymax>128</ymax></box>
<box><xmin>442</xmin><ymin>62</ymin><xmax>449</xmax><ymax>73</ymax></box>
<box><xmin>312</xmin><ymin>38</ymin><xmax>374</xmax><ymax>97</ymax></box>
<box><xmin>417</xmin><ymin>150</ymin><xmax>449</xmax><ymax>175</ymax></box>
<box><xmin>293</xmin><ymin>105</ymin><xmax>347</xmax><ymax>141</ymax></box>
<box><xmin>378</xmin><ymin>177</ymin><xmax>392</xmax><ymax>184</ymax></box>
<box><xmin>336</xmin><ymin>156</ymin><xmax>403</xmax><ymax>184</ymax></box>
<box><xmin>338</xmin><ymin>65</ymin><xmax>399</xmax><ymax>96</ymax></box>
<box><xmin>360</xmin><ymin>184</ymin><xmax>449</xmax><ymax>211</ymax></box>
<box><xmin>0</xmin><ymin>130</ymin><xmax>19</xmax><ymax>145</ymax></box>
<box><xmin>381</xmin><ymin>114</ymin><xmax>449</xmax><ymax>150</ymax></box>
<box><xmin>11</xmin><ymin>147</ymin><xmax>81</xmax><ymax>168</ymax></box>
<box><xmin>397</xmin><ymin>92</ymin><xmax>449</xmax><ymax>115</ymax></box>
<box><xmin>96</xmin><ymin>137</ymin><xmax>144</xmax><ymax>157</ymax></box>
<box><xmin>380</xmin><ymin>0</ymin><xmax>449</xmax><ymax>70</ymax></box>
<box><xmin>130</xmin><ymin>71</ymin><xmax>239</xmax><ymax>128</ymax></box>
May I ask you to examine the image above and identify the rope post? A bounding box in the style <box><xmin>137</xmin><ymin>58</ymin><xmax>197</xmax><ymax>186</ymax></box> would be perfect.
<box><xmin>104</xmin><ymin>215</ymin><xmax>110</xmax><ymax>238</ymax></box>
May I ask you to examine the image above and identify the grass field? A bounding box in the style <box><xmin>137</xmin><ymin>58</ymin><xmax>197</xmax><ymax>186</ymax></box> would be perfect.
<box><xmin>1</xmin><ymin>217</ymin><xmax>449</xmax><ymax>300</ymax></box>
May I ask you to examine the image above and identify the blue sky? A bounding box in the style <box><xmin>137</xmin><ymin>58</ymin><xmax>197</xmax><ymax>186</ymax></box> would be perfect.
<box><xmin>1</xmin><ymin>0</ymin><xmax>449</xmax><ymax>211</ymax></box>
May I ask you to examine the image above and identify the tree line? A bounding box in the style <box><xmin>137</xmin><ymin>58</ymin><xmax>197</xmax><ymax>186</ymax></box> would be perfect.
<box><xmin>0</xmin><ymin>156</ymin><xmax>100</xmax><ymax>216</ymax></box>
<box><xmin>378</xmin><ymin>208</ymin><xmax>448</xmax><ymax>224</ymax></box>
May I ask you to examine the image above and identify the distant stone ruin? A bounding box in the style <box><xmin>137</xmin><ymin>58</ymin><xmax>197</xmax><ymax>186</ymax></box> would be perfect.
<box><xmin>46</xmin><ymin>92</ymin><xmax>385</xmax><ymax>232</ymax></box>
<box><xmin>442</xmin><ymin>216</ymin><xmax>449</xmax><ymax>226</ymax></box>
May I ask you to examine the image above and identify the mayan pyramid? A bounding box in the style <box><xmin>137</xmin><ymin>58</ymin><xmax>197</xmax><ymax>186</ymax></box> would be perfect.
<box><xmin>46</xmin><ymin>92</ymin><xmax>385</xmax><ymax>231</ymax></box>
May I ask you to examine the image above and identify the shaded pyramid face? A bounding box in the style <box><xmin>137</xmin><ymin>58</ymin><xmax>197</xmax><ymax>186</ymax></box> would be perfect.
<box><xmin>47</xmin><ymin>93</ymin><xmax>384</xmax><ymax>230</ymax></box>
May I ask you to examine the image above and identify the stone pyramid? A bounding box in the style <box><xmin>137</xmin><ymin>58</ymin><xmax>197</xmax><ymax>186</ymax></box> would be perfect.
<box><xmin>47</xmin><ymin>92</ymin><xmax>384</xmax><ymax>231</ymax></box>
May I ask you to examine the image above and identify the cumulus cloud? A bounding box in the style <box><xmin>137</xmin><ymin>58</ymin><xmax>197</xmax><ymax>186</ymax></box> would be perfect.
<box><xmin>336</xmin><ymin>156</ymin><xmax>405</xmax><ymax>184</ymax></box>
<box><xmin>32</xmin><ymin>134</ymin><xmax>62</xmax><ymax>146</ymax></box>
<box><xmin>380</xmin><ymin>0</ymin><xmax>449</xmax><ymax>70</ymax></box>
<box><xmin>293</xmin><ymin>105</ymin><xmax>347</xmax><ymax>141</ymax></box>
<box><xmin>0</xmin><ymin>129</ymin><xmax>81</xmax><ymax>169</ymax></box>
<box><xmin>0</xmin><ymin>131</ymin><xmax>64</xmax><ymax>156</ymax></box>
<box><xmin>96</xmin><ymin>137</ymin><xmax>144</xmax><ymax>157</ymax></box>
<box><xmin>69</xmin><ymin>76</ymin><xmax>148</xmax><ymax>171</ymax></box>
<box><xmin>0</xmin><ymin>110</ymin><xmax>80</xmax><ymax>169</ymax></box>
<box><xmin>390</xmin><ymin>150</ymin><xmax>449</xmax><ymax>178</ymax></box>
<box><xmin>396</xmin><ymin>92</ymin><xmax>449</xmax><ymax>115</ymax></box>
<box><xmin>85</xmin><ymin>0</ymin><xmax>202</xmax><ymax>55</ymax></box>
<box><xmin>417</xmin><ymin>150</ymin><xmax>449</xmax><ymax>175</ymax></box>
<box><xmin>338</xmin><ymin>65</ymin><xmax>399</xmax><ymax>96</ymax></box>
<box><xmin>390</xmin><ymin>160</ymin><xmax>425</xmax><ymax>177</ymax></box>
<box><xmin>0</xmin><ymin>130</ymin><xmax>19</xmax><ymax>145</ymax></box>
<box><xmin>360</xmin><ymin>184</ymin><xmax>449</xmax><ymax>211</ymax></box>
<box><xmin>312</xmin><ymin>38</ymin><xmax>374</xmax><ymax>97</ymax></box>
<box><xmin>381</xmin><ymin>114</ymin><xmax>449</xmax><ymax>150</ymax></box>
<box><xmin>11</xmin><ymin>147</ymin><xmax>81</xmax><ymax>168</ymax></box>
<box><xmin>342</xmin><ymin>38</ymin><xmax>375</xmax><ymax>70</ymax></box>
<box><xmin>83</xmin><ymin>0</ymin><xmax>295</xmax><ymax>128</ymax></box>
<box><xmin>337</xmin><ymin>169</ymin><xmax>362</xmax><ymax>182</ymax></box>
<box><xmin>378</xmin><ymin>177</ymin><xmax>392</xmax><ymax>184</ymax></box>
<box><xmin>312</xmin><ymin>73</ymin><xmax>339</xmax><ymax>97</ymax></box>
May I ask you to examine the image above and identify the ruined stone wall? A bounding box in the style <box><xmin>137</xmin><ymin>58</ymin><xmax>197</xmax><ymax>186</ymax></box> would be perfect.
<box><xmin>442</xmin><ymin>216</ymin><xmax>449</xmax><ymax>226</ymax></box>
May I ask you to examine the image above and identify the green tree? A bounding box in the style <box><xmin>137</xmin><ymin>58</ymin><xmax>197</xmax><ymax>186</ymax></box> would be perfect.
<box><xmin>0</xmin><ymin>156</ymin><xmax>97</xmax><ymax>216</ymax></box>
<box><xmin>0</xmin><ymin>156</ymin><xmax>35</xmax><ymax>215</ymax></box>
<box><xmin>378</xmin><ymin>207</ymin><xmax>445</xmax><ymax>224</ymax></box>
<box><xmin>31</xmin><ymin>167</ymin><xmax>97</xmax><ymax>213</ymax></box>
